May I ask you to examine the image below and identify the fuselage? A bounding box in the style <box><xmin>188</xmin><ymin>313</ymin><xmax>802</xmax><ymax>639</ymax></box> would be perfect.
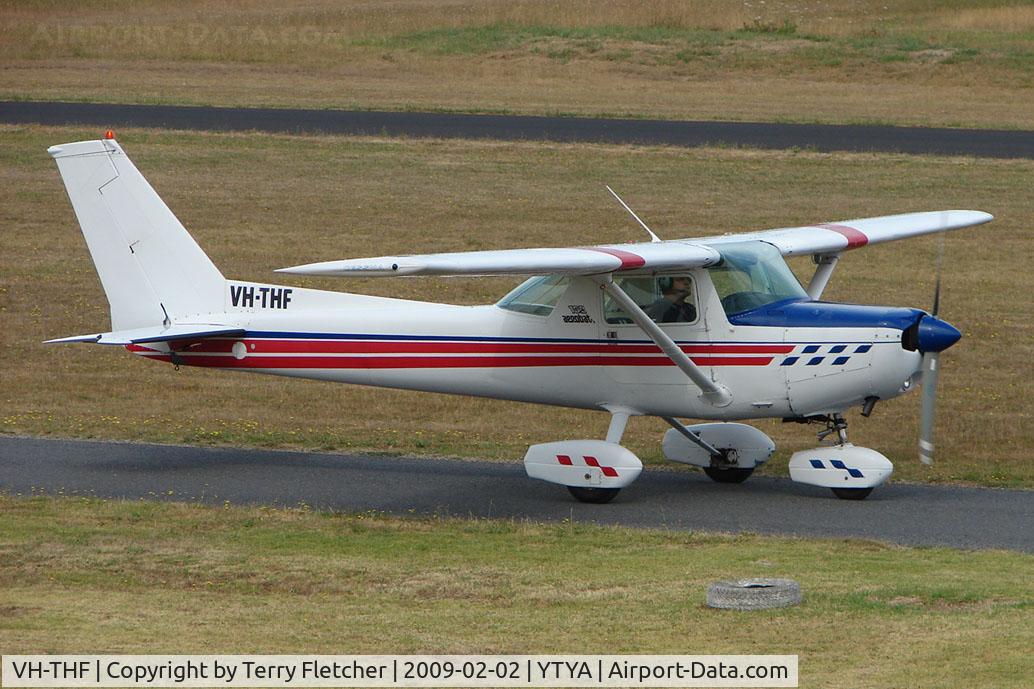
<box><xmin>128</xmin><ymin>268</ymin><xmax>928</xmax><ymax>421</ymax></box>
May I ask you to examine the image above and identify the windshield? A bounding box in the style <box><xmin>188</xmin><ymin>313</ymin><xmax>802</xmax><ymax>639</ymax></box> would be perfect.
<box><xmin>708</xmin><ymin>241</ymin><xmax>807</xmax><ymax>316</ymax></box>
<box><xmin>497</xmin><ymin>275</ymin><xmax>570</xmax><ymax>316</ymax></box>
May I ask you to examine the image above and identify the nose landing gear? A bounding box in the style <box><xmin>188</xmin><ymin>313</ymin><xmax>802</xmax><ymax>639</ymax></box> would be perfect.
<box><xmin>788</xmin><ymin>413</ymin><xmax>893</xmax><ymax>500</ymax></box>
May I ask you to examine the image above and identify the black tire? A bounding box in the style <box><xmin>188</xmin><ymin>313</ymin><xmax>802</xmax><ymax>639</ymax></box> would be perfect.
<box><xmin>706</xmin><ymin>578</ymin><xmax>802</xmax><ymax>610</ymax></box>
<box><xmin>567</xmin><ymin>486</ymin><xmax>621</xmax><ymax>504</ymax></box>
<box><xmin>832</xmin><ymin>487</ymin><xmax>874</xmax><ymax>500</ymax></box>
<box><xmin>703</xmin><ymin>466</ymin><xmax>755</xmax><ymax>484</ymax></box>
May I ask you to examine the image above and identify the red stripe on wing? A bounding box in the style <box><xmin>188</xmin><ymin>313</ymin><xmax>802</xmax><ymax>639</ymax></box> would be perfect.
<box><xmin>584</xmin><ymin>247</ymin><xmax>647</xmax><ymax>270</ymax></box>
<box><xmin>818</xmin><ymin>223</ymin><xmax>869</xmax><ymax>249</ymax></box>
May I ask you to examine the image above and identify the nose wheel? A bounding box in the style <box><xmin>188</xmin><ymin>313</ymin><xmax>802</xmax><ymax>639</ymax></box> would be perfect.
<box><xmin>831</xmin><ymin>487</ymin><xmax>874</xmax><ymax>500</ymax></box>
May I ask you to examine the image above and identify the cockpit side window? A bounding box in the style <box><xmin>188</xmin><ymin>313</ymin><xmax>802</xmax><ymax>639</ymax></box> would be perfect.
<box><xmin>604</xmin><ymin>275</ymin><xmax>698</xmax><ymax>324</ymax></box>
<box><xmin>497</xmin><ymin>275</ymin><xmax>570</xmax><ymax>316</ymax></box>
<box><xmin>708</xmin><ymin>241</ymin><xmax>808</xmax><ymax>316</ymax></box>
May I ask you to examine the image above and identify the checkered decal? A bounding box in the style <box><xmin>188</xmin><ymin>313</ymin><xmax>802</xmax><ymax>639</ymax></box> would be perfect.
<box><xmin>808</xmin><ymin>458</ymin><xmax>864</xmax><ymax>478</ymax></box>
<box><xmin>781</xmin><ymin>343</ymin><xmax>872</xmax><ymax>367</ymax></box>
<box><xmin>557</xmin><ymin>454</ymin><xmax>619</xmax><ymax>477</ymax></box>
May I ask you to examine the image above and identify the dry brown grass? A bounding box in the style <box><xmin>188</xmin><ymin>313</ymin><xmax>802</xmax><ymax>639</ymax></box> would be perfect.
<box><xmin>2</xmin><ymin>1</ymin><xmax>1034</xmax><ymax>127</ymax></box>
<box><xmin>945</xmin><ymin>5</ymin><xmax>1034</xmax><ymax>31</ymax></box>
<box><xmin>2</xmin><ymin>124</ymin><xmax>1032</xmax><ymax>487</ymax></box>
<box><xmin>1</xmin><ymin>495</ymin><xmax>1032</xmax><ymax>688</ymax></box>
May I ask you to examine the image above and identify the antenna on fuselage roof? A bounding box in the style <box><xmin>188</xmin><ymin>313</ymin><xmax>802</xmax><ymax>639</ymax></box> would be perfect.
<box><xmin>605</xmin><ymin>185</ymin><xmax>662</xmax><ymax>243</ymax></box>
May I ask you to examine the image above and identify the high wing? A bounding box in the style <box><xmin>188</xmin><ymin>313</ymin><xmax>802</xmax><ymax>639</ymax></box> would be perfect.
<box><xmin>277</xmin><ymin>210</ymin><xmax>991</xmax><ymax>278</ymax></box>
<box><xmin>277</xmin><ymin>242</ymin><xmax>722</xmax><ymax>277</ymax></box>
<box><xmin>694</xmin><ymin>210</ymin><xmax>993</xmax><ymax>256</ymax></box>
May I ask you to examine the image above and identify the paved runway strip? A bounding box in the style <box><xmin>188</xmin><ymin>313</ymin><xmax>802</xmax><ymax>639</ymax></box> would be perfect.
<box><xmin>1</xmin><ymin>436</ymin><xmax>1030</xmax><ymax>552</ymax></box>
<box><xmin>4</xmin><ymin>101</ymin><xmax>1034</xmax><ymax>158</ymax></box>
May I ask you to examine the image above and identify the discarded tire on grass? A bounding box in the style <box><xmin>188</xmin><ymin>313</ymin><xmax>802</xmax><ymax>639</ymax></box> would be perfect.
<box><xmin>706</xmin><ymin>578</ymin><xmax>801</xmax><ymax>610</ymax></box>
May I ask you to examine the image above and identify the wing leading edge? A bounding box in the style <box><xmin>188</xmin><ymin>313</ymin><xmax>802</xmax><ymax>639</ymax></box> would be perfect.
<box><xmin>277</xmin><ymin>241</ymin><xmax>723</xmax><ymax>278</ymax></box>
<box><xmin>277</xmin><ymin>210</ymin><xmax>991</xmax><ymax>279</ymax></box>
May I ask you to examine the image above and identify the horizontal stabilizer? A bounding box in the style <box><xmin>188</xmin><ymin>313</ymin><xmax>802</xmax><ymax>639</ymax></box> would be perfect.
<box><xmin>277</xmin><ymin>241</ymin><xmax>721</xmax><ymax>278</ymax></box>
<box><xmin>45</xmin><ymin>325</ymin><xmax>245</xmax><ymax>346</ymax></box>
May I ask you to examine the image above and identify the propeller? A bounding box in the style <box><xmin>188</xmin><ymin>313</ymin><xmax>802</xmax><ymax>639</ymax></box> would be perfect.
<box><xmin>918</xmin><ymin>231</ymin><xmax>946</xmax><ymax>465</ymax></box>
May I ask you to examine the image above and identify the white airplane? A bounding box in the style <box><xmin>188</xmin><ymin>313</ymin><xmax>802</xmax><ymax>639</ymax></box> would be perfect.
<box><xmin>47</xmin><ymin>135</ymin><xmax>992</xmax><ymax>503</ymax></box>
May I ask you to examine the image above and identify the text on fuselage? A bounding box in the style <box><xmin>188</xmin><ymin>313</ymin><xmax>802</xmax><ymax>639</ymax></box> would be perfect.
<box><xmin>230</xmin><ymin>284</ymin><xmax>293</xmax><ymax>309</ymax></box>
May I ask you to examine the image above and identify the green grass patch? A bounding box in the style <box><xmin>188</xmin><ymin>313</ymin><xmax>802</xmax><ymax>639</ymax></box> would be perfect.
<box><xmin>357</xmin><ymin>20</ymin><xmax>1018</xmax><ymax>76</ymax></box>
<box><xmin>895</xmin><ymin>35</ymin><xmax>930</xmax><ymax>53</ymax></box>
<box><xmin>0</xmin><ymin>494</ymin><xmax>1031</xmax><ymax>688</ymax></box>
<box><xmin>354</xmin><ymin>23</ymin><xmax>735</xmax><ymax>57</ymax></box>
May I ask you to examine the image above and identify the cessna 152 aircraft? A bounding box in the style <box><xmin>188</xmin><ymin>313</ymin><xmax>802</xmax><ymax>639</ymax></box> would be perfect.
<box><xmin>47</xmin><ymin>135</ymin><xmax>992</xmax><ymax>502</ymax></box>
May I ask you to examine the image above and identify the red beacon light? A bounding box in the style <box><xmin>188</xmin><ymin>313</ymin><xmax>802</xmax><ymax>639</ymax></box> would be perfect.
<box><xmin>104</xmin><ymin>130</ymin><xmax>115</xmax><ymax>140</ymax></box>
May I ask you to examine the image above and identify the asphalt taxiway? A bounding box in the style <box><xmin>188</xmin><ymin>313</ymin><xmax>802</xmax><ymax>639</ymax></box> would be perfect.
<box><xmin>4</xmin><ymin>100</ymin><xmax>1034</xmax><ymax>158</ymax></box>
<box><xmin>2</xmin><ymin>436</ymin><xmax>1030</xmax><ymax>552</ymax></box>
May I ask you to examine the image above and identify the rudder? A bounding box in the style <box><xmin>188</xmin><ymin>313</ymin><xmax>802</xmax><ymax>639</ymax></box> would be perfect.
<box><xmin>49</xmin><ymin>137</ymin><xmax>225</xmax><ymax>330</ymax></box>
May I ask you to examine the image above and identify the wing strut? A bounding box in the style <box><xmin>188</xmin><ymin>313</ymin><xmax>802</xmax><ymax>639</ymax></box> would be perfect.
<box><xmin>806</xmin><ymin>253</ymin><xmax>840</xmax><ymax>300</ymax></box>
<box><xmin>599</xmin><ymin>276</ymin><xmax>732</xmax><ymax>407</ymax></box>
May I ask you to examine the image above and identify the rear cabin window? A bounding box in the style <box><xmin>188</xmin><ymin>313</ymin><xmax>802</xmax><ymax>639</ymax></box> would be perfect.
<box><xmin>497</xmin><ymin>275</ymin><xmax>570</xmax><ymax>316</ymax></box>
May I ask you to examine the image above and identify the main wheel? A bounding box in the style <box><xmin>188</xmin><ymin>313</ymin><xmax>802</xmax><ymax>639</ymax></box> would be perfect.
<box><xmin>567</xmin><ymin>486</ymin><xmax>621</xmax><ymax>504</ymax></box>
<box><xmin>703</xmin><ymin>466</ymin><xmax>755</xmax><ymax>484</ymax></box>
<box><xmin>831</xmin><ymin>487</ymin><xmax>873</xmax><ymax>500</ymax></box>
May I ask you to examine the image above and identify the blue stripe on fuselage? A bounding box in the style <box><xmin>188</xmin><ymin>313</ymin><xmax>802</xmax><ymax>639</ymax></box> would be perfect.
<box><xmin>727</xmin><ymin>298</ymin><xmax>924</xmax><ymax>330</ymax></box>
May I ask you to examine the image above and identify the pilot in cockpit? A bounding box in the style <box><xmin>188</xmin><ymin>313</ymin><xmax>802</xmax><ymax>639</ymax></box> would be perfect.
<box><xmin>646</xmin><ymin>276</ymin><xmax>696</xmax><ymax>323</ymax></box>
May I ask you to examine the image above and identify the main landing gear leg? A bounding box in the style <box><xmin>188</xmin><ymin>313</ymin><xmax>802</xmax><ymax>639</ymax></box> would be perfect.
<box><xmin>566</xmin><ymin>410</ymin><xmax>630</xmax><ymax>504</ymax></box>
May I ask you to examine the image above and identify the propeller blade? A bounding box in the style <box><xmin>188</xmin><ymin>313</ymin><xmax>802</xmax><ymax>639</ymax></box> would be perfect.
<box><xmin>918</xmin><ymin>351</ymin><xmax>940</xmax><ymax>464</ymax></box>
<box><xmin>918</xmin><ymin>228</ymin><xmax>948</xmax><ymax>464</ymax></box>
<box><xmin>931</xmin><ymin>230</ymin><xmax>945</xmax><ymax>317</ymax></box>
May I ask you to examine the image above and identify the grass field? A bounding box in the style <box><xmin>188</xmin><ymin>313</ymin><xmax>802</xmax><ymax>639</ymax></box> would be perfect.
<box><xmin>2</xmin><ymin>124</ymin><xmax>1032</xmax><ymax>488</ymax></box>
<box><xmin>0</xmin><ymin>495</ymin><xmax>1031</xmax><ymax>688</ymax></box>
<box><xmin>3</xmin><ymin>0</ymin><xmax>1034</xmax><ymax>127</ymax></box>
<box><xmin>2</xmin><ymin>3</ymin><xmax>1032</xmax><ymax>686</ymax></box>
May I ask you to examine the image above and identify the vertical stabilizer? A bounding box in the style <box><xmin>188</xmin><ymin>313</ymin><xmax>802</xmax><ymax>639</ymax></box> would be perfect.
<box><xmin>48</xmin><ymin>138</ymin><xmax>225</xmax><ymax>330</ymax></box>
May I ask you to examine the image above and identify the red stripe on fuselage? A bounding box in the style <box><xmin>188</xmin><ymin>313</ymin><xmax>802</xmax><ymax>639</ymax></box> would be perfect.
<box><xmin>143</xmin><ymin>339</ymin><xmax>794</xmax><ymax>356</ymax></box>
<box><xmin>818</xmin><ymin>223</ymin><xmax>869</xmax><ymax>249</ymax></box>
<box><xmin>132</xmin><ymin>353</ymin><xmax>776</xmax><ymax>369</ymax></box>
